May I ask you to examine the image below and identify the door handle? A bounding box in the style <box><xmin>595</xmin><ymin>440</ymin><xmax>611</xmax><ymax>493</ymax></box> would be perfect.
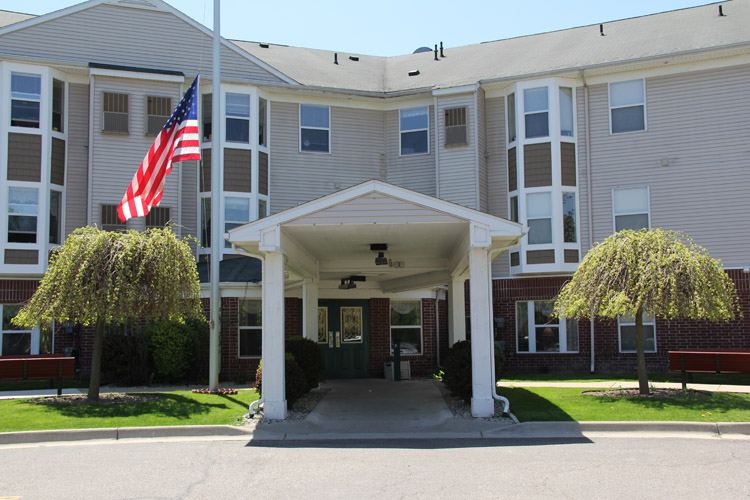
<box><xmin>336</xmin><ymin>331</ymin><xmax>341</xmax><ymax>348</ymax></box>
<box><xmin>329</xmin><ymin>332</ymin><xmax>334</xmax><ymax>348</ymax></box>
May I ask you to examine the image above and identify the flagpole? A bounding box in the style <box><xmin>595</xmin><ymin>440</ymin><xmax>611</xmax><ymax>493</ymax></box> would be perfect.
<box><xmin>209</xmin><ymin>0</ymin><xmax>221</xmax><ymax>391</ymax></box>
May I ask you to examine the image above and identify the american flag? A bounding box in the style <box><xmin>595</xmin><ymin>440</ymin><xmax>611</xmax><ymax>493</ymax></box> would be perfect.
<box><xmin>117</xmin><ymin>76</ymin><xmax>201</xmax><ymax>222</ymax></box>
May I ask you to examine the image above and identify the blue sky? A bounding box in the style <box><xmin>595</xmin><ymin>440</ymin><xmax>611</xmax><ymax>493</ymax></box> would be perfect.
<box><xmin>3</xmin><ymin>0</ymin><xmax>715</xmax><ymax>56</ymax></box>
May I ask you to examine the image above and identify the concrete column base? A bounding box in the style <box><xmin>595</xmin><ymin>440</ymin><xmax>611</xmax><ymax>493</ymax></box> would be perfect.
<box><xmin>471</xmin><ymin>397</ymin><xmax>494</xmax><ymax>418</ymax></box>
<box><xmin>264</xmin><ymin>400</ymin><xmax>288</xmax><ymax>420</ymax></box>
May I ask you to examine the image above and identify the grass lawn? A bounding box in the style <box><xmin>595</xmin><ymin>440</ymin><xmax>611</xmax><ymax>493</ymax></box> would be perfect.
<box><xmin>499</xmin><ymin>387</ymin><xmax>750</xmax><ymax>423</ymax></box>
<box><xmin>0</xmin><ymin>390</ymin><xmax>259</xmax><ymax>433</ymax></box>
<box><xmin>501</xmin><ymin>372</ymin><xmax>750</xmax><ymax>385</ymax></box>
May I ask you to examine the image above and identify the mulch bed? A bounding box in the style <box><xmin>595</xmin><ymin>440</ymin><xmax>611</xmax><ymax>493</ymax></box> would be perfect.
<box><xmin>29</xmin><ymin>393</ymin><xmax>162</xmax><ymax>405</ymax></box>
<box><xmin>581</xmin><ymin>389</ymin><xmax>709</xmax><ymax>398</ymax></box>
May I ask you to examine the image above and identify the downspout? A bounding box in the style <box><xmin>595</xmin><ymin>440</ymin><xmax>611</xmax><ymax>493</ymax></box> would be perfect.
<box><xmin>488</xmin><ymin>247</ymin><xmax>511</xmax><ymax>418</ymax></box>
<box><xmin>581</xmin><ymin>70</ymin><xmax>596</xmax><ymax>374</ymax></box>
<box><xmin>86</xmin><ymin>74</ymin><xmax>94</xmax><ymax>225</ymax></box>
<box><xmin>232</xmin><ymin>245</ymin><xmax>266</xmax><ymax>416</ymax></box>
<box><xmin>434</xmin><ymin>95</ymin><xmax>440</xmax><ymax>198</ymax></box>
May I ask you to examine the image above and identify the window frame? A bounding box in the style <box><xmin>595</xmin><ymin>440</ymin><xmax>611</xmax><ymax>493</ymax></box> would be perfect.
<box><xmin>1</xmin><ymin>304</ymin><xmax>35</xmax><ymax>356</ymax></box>
<box><xmin>51</xmin><ymin>78</ymin><xmax>65</xmax><ymax>133</ymax></box>
<box><xmin>101</xmin><ymin>91</ymin><xmax>130</xmax><ymax>134</ymax></box>
<box><xmin>145</xmin><ymin>95</ymin><xmax>172</xmax><ymax>136</ymax></box>
<box><xmin>525</xmin><ymin>191</ymin><xmax>553</xmax><ymax>245</ymax></box>
<box><xmin>515</xmin><ymin>300</ymin><xmax>578</xmax><ymax>354</ymax></box>
<box><xmin>523</xmin><ymin>86</ymin><xmax>549</xmax><ymax>139</ymax></box>
<box><xmin>238</xmin><ymin>299</ymin><xmax>262</xmax><ymax>358</ymax></box>
<box><xmin>612</xmin><ymin>186</ymin><xmax>651</xmax><ymax>233</ymax></box>
<box><xmin>299</xmin><ymin>104</ymin><xmax>331</xmax><ymax>153</ymax></box>
<box><xmin>443</xmin><ymin>106</ymin><xmax>468</xmax><ymax>147</ymax></box>
<box><xmin>225</xmin><ymin>92</ymin><xmax>251</xmax><ymax>144</ymax></box>
<box><xmin>389</xmin><ymin>300</ymin><xmax>423</xmax><ymax>356</ymax></box>
<box><xmin>7</xmin><ymin>185</ymin><xmax>40</xmax><ymax>244</ymax></box>
<box><xmin>618</xmin><ymin>314</ymin><xmax>656</xmax><ymax>353</ymax></box>
<box><xmin>399</xmin><ymin>106</ymin><xmax>430</xmax><ymax>156</ymax></box>
<box><xmin>10</xmin><ymin>72</ymin><xmax>42</xmax><ymax>129</ymax></box>
<box><xmin>224</xmin><ymin>196</ymin><xmax>250</xmax><ymax>248</ymax></box>
<box><xmin>609</xmin><ymin>78</ymin><xmax>647</xmax><ymax>134</ymax></box>
<box><xmin>506</xmin><ymin>92</ymin><xmax>517</xmax><ymax>144</ymax></box>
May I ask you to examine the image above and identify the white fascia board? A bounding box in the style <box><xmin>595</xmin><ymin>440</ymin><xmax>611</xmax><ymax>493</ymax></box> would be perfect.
<box><xmin>90</xmin><ymin>67</ymin><xmax>185</xmax><ymax>83</ymax></box>
<box><xmin>432</xmin><ymin>83</ymin><xmax>479</xmax><ymax>96</ymax></box>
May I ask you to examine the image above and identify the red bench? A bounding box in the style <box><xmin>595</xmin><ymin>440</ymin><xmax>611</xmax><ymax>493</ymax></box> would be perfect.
<box><xmin>0</xmin><ymin>354</ymin><xmax>76</xmax><ymax>395</ymax></box>
<box><xmin>668</xmin><ymin>350</ymin><xmax>750</xmax><ymax>390</ymax></box>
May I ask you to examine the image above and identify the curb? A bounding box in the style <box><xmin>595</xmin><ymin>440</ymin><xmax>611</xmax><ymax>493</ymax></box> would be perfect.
<box><xmin>0</xmin><ymin>425</ymin><xmax>252</xmax><ymax>445</ymax></box>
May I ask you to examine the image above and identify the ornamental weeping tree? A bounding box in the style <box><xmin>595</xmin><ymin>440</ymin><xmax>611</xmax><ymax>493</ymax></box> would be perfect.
<box><xmin>554</xmin><ymin>229</ymin><xmax>740</xmax><ymax>395</ymax></box>
<box><xmin>13</xmin><ymin>226</ymin><xmax>204</xmax><ymax>400</ymax></box>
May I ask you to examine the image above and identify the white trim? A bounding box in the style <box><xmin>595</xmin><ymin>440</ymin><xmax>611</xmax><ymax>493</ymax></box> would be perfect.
<box><xmin>299</xmin><ymin>103</ymin><xmax>331</xmax><ymax>154</ymax></box>
<box><xmin>89</xmin><ymin>67</ymin><xmax>185</xmax><ymax>83</ymax></box>
<box><xmin>389</xmin><ymin>300</ymin><xmax>424</xmax><ymax>356</ymax></box>
<box><xmin>608</xmin><ymin>78</ymin><xmax>647</xmax><ymax>135</ymax></box>
<box><xmin>612</xmin><ymin>186</ymin><xmax>651</xmax><ymax>233</ymax></box>
<box><xmin>398</xmin><ymin>106</ymin><xmax>430</xmax><ymax>156</ymax></box>
<box><xmin>432</xmin><ymin>84</ymin><xmax>479</xmax><ymax>96</ymax></box>
<box><xmin>238</xmin><ymin>298</ymin><xmax>262</xmax><ymax>359</ymax></box>
<box><xmin>618</xmin><ymin>314</ymin><xmax>657</xmax><ymax>353</ymax></box>
<box><xmin>515</xmin><ymin>300</ymin><xmax>579</xmax><ymax>354</ymax></box>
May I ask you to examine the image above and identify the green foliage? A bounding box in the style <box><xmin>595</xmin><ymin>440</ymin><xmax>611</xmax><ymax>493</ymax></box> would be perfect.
<box><xmin>254</xmin><ymin>355</ymin><xmax>310</xmax><ymax>409</ymax></box>
<box><xmin>12</xmin><ymin>226</ymin><xmax>204</xmax><ymax>329</ymax></box>
<box><xmin>101</xmin><ymin>321</ymin><xmax>150</xmax><ymax>386</ymax></box>
<box><xmin>286</xmin><ymin>336</ymin><xmax>325</xmax><ymax>390</ymax></box>
<box><xmin>554</xmin><ymin>229</ymin><xmax>740</xmax><ymax>322</ymax></box>
<box><xmin>147</xmin><ymin>319</ymin><xmax>198</xmax><ymax>382</ymax></box>
<box><xmin>442</xmin><ymin>341</ymin><xmax>505</xmax><ymax>402</ymax></box>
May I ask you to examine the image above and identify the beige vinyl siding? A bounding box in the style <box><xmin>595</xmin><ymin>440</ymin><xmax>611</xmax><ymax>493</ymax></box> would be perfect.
<box><xmin>587</xmin><ymin>64</ymin><xmax>750</xmax><ymax>267</ymax></box>
<box><xmin>259</xmin><ymin>152</ymin><xmax>269</xmax><ymax>195</ymax></box>
<box><xmin>575</xmin><ymin>86</ymin><xmax>591</xmax><ymax>256</ymax></box>
<box><xmin>65</xmin><ymin>83</ymin><xmax>89</xmax><ymax>236</ymax></box>
<box><xmin>485</xmin><ymin>96</ymin><xmax>510</xmax><ymax>278</ymax></box>
<box><xmin>4</xmin><ymin>249</ymin><xmax>38</xmax><ymax>265</ymax></box>
<box><xmin>385</xmin><ymin>107</ymin><xmax>436</xmax><ymax>196</ymax></box>
<box><xmin>269</xmin><ymin>102</ymin><xmax>384</xmax><ymax>214</ymax></box>
<box><xmin>7</xmin><ymin>133</ymin><xmax>41</xmax><ymax>182</ymax></box>
<box><xmin>50</xmin><ymin>138</ymin><xmax>65</xmax><ymax>186</ymax></box>
<box><xmin>436</xmin><ymin>93</ymin><xmax>477</xmax><ymax>209</ymax></box>
<box><xmin>523</xmin><ymin>143</ymin><xmax>552</xmax><ymax>187</ymax></box>
<box><xmin>477</xmin><ymin>88</ymin><xmax>488</xmax><ymax>213</ymax></box>
<box><xmin>223</xmin><ymin>149</ymin><xmax>251</xmax><ymax>192</ymax></box>
<box><xmin>0</xmin><ymin>4</ymin><xmax>285</xmax><ymax>84</ymax></box>
<box><xmin>90</xmin><ymin>76</ymin><xmax>182</xmax><ymax>228</ymax></box>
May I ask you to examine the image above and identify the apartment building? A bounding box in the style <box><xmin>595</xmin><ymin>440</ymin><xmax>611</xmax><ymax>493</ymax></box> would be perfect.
<box><xmin>0</xmin><ymin>0</ymin><xmax>748</xmax><ymax>414</ymax></box>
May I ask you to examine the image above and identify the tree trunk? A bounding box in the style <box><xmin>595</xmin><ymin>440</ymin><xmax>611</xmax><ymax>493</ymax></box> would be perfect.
<box><xmin>635</xmin><ymin>306</ymin><xmax>649</xmax><ymax>395</ymax></box>
<box><xmin>87</xmin><ymin>318</ymin><xmax>105</xmax><ymax>401</ymax></box>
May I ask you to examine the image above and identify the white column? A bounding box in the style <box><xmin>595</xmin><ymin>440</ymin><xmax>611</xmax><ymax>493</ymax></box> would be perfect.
<box><xmin>302</xmin><ymin>279</ymin><xmax>319</xmax><ymax>342</ymax></box>
<box><xmin>468</xmin><ymin>247</ymin><xmax>494</xmax><ymax>417</ymax></box>
<box><xmin>262</xmin><ymin>251</ymin><xmax>287</xmax><ymax>419</ymax></box>
<box><xmin>448</xmin><ymin>276</ymin><xmax>466</xmax><ymax>345</ymax></box>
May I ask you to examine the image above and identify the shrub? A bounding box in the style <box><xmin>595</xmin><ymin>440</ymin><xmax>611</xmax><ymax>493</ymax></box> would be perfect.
<box><xmin>147</xmin><ymin>319</ymin><xmax>198</xmax><ymax>382</ymax></box>
<box><xmin>102</xmin><ymin>321</ymin><xmax>150</xmax><ymax>385</ymax></box>
<box><xmin>286</xmin><ymin>336</ymin><xmax>325</xmax><ymax>390</ymax></box>
<box><xmin>254</xmin><ymin>354</ymin><xmax>309</xmax><ymax>409</ymax></box>
<box><xmin>442</xmin><ymin>340</ymin><xmax>504</xmax><ymax>402</ymax></box>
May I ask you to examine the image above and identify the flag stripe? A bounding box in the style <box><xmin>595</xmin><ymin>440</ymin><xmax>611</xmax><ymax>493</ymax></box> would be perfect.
<box><xmin>117</xmin><ymin>76</ymin><xmax>201</xmax><ymax>223</ymax></box>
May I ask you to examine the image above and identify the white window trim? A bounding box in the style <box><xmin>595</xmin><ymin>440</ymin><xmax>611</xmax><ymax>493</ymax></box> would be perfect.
<box><xmin>238</xmin><ymin>299</ymin><xmax>262</xmax><ymax>359</ymax></box>
<box><xmin>100</xmin><ymin>89</ymin><xmax>130</xmax><ymax>134</ymax></box>
<box><xmin>225</xmin><ymin>92</ymin><xmax>251</xmax><ymax>144</ymax></box>
<box><xmin>389</xmin><ymin>300</ymin><xmax>423</xmax><ymax>356</ymax></box>
<box><xmin>144</xmin><ymin>94</ymin><xmax>172</xmax><ymax>136</ymax></box>
<box><xmin>506</xmin><ymin>92</ymin><xmax>517</xmax><ymax>145</ymax></box>
<box><xmin>398</xmin><ymin>106</ymin><xmax>430</xmax><ymax>157</ymax></box>
<box><xmin>516</xmin><ymin>300</ymin><xmax>578</xmax><ymax>354</ymax></box>
<box><xmin>611</xmin><ymin>186</ymin><xmax>651</xmax><ymax>233</ymax></box>
<box><xmin>608</xmin><ymin>78</ymin><xmax>647</xmax><ymax>135</ymax></box>
<box><xmin>224</xmin><ymin>195</ymin><xmax>251</xmax><ymax>248</ymax></box>
<box><xmin>522</xmin><ymin>86</ymin><xmax>550</xmax><ymax>140</ymax></box>
<box><xmin>0</xmin><ymin>304</ymin><xmax>39</xmax><ymax>356</ymax></box>
<box><xmin>618</xmin><ymin>315</ymin><xmax>657</xmax><ymax>353</ymax></box>
<box><xmin>299</xmin><ymin>103</ymin><xmax>331</xmax><ymax>154</ymax></box>
<box><xmin>561</xmin><ymin>190</ymin><xmax>579</xmax><ymax>246</ymax></box>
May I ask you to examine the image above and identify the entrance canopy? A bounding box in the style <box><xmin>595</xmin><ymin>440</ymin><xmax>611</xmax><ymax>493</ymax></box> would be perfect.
<box><xmin>226</xmin><ymin>180</ymin><xmax>525</xmax><ymax>420</ymax></box>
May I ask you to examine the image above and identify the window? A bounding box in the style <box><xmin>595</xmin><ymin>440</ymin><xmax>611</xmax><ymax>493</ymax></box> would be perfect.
<box><xmin>145</xmin><ymin>206</ymin><xmax>170</xmax><ymax>228</ymax></box>
<box><xmin>226</xmin><ymin>93</ymin><xmax>250</xmax><ymax>143</ymax></box>
<box><xmin>11</xmin><ymin>73</ymin><xmax>41</xmax><ymax>128</ymax></box>
<box><xmin>524</xmin><ymin>87</ymin><xmax>548</xmax><ymax>138</ymax></box>
<box><xmin>559</xmin><ymin>87</ymin><xmax>573</xmax><ymax>137</ymax></box>
<box><xmin>390</xmin><ymin>301</ymin><xmax>422</xmax><ymax>355</ymax></box>
<box><xmin>619</xmin><ymin>313</ymin><xmax>656</xmax><ymax>353</ymax></box>
<box><xmin>258</xmin><ymin>97</ymin><xmax>267</xmax><ymax>147</ymax></box>
<box><xmin>52</xmin><ymin>79</ymin><xmax>65</xmax><ymax>133</ymax></box>
<box><xmin>507</xmin><ymin>93</ymin><xmax>516</xmax><ymax>142</ymax></box>
<box><xmin>610</xmin><ymin>79</ymin><xmax>645</xmax><ymax>133</ymax></box>
<box><xmin>102</xmin><ymin>92</ymin><xmax>129</xmax><ymax>133</ymax></box>
<box><xmin>1</xmin><ymin>304</ymin><xmax>32</xmax><ymax>355</ymax></box>
<box><xmin>509</xmin><ymin>196</ymin><xmax>518</xmax><ymax>223</ymax></box>
<box><xmin>562</xmin><ymin>192</ymin><xmax>576</xmax><ymax>243</ymax></box>
<box><xmin>224</xmin><ymin>197</ymin><xmax>249</xmax><ymax>248</ymax></box>
<box><xmin>8</xmin><ymin>187</ymin><xmax>38</xmax><ymax>243</ymax></box>
<box><xmin>300</xmin><ymin>104</ymin><xmax>330</xmax><ymax>152</ymax></box>
<box><xmin>444</xmin><ymin>107</ymin><xmax>467</xmax><ymax>146</ymax></box>
<box><xmin>239</xmin><ymin>299</ymin><xmax>262</xmax><ymax>357</ymax></box>
<box><xmin>49</xmin><ymin>190</ymin><xmax>62</xmax><ymax>244</ymax></box>
<box><xmin>258</xmin><ymin>199</ymin><xmax>267</xmax><ymax>219</ymax></box>
<box><xmin>100</xmin><ymin>204</ymin><xmax>125</xmax><ymax>232</ymax></box>
<box><xmin>400</xmin><ymin>107</ymin><xmax>429</xmax><ymax>155</ymax></box>
<box><xmin>613</xmin><ymin>187</ymin><xmax>649</xmax><ymax>232</ymax></box>
<box><xmin>526</xmin><ymin>192</ymin><xmax>552</xmax><ymax>244</ymax></box>
<box><xmin>146</xmin><ymin>96</ymin><xmax>171</xmax><ymax>135</ymax></box>
<box><xmin>516</xmin><ymin>300</ymin><xmax>578</xmax><ymax>353</ymax></box>
<box><xmin>201</xmin><ymin>93</ymin><xmax>212</xmax><ymax>142</ymax></box>
<box><xmin>200</xmin><ymin>198</ymin><xmax>211</xmax><ymax>248</ymax></box>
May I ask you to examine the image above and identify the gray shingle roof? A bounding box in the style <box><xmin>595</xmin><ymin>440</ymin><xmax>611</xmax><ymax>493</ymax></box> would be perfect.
<box><xmin>0</xmin><ymin>10</ymin><xmax>35</xmax><ymax>28</ymax></box>
<box><xmin>235</xmin><ymin>0</ymin><xmax>750</xmax><ymax>94</ymax></box>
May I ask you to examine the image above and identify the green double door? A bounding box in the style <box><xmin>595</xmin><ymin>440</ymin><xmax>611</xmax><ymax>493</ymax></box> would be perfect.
<box><xmin>317</xmin><ymin>300</ymin><xmax>369</xmax><ymax>379</ymax></box>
